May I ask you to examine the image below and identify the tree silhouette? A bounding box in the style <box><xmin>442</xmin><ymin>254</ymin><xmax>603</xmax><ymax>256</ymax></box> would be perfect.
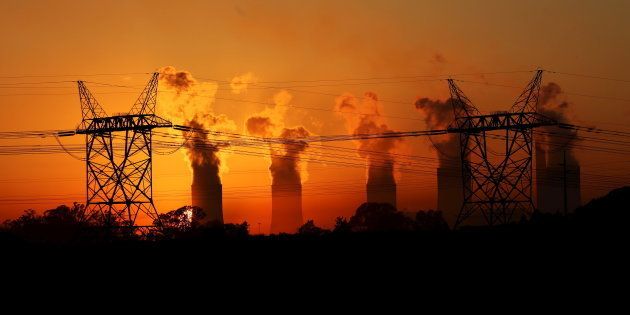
<box><xmin>333</xmin><ymin>217</ymin><xmax>351</xmax><ymax>234</ymax></box>
<box><xmin>348</xmin><ymin>202</ymin><xmax>415</xmax><ymax>232</ymax></box>
<box><xmin>2</xmin><ymin>203</ymin><xmax>90</xmax><ymax>242</ymax></box>
<box><xmin>155</xmin><ymin>206</ymin><xmax>206</xmax><ymax>231</ymax></box>
<box><xmin>298</xmin><ymin>220</ymin><xmax>328</xmax><ymax>237</ymax></box>
<box><xmin>415</xmin><ymin>210</ymin><xmax>449</xmax><ymax>231</ymax></box>
<box><xmin>223</xmin><ymin>222</ymin><xmax>250</xmax><ymax>239</ymax></box>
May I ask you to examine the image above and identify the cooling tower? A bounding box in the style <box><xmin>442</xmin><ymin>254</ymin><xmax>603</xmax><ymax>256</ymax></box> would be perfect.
<box><xmin>191</xmin><ymin>184</ymin><xmax>223</xmax><ymax>224</ymax></box>
<box><xmin>271</xmin><ymin>184</ymin><xmax>303</xmax><ymax>234</ymax></box>
<box><xmin>366</xmin><ymin>183</ymin><xmax>397</xmax><ymax>208</ymax></box>
<box><xmin>437</xmin><ymin>166</ymin><xmax>463</xmax><ymax>227</ymax></box>
<box><xmin>536</xmin><ymin>146</ymin><xmax>581</xmax><ymax>213</ymax></box>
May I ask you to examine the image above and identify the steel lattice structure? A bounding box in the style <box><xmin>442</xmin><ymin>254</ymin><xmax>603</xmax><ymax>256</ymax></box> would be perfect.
<box><xmin>448</xmin><ymin>70</ymin><xmax>557</xmax><ymax>227</ymax></box>
<box><xmin>76</xmin><ymin>73</ymin><xmax>171</xmax><ymax>227</ymax></box>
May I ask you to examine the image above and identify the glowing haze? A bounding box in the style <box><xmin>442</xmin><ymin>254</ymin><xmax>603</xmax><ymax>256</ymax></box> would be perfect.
<box><xmin>1</xmin><ymin>0</ymin><xmax>629</xmax><ymax>233</ymax></box>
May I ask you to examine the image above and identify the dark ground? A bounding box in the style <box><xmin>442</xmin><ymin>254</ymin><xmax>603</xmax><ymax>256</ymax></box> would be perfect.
<box><xmin>1</xmin><ymin>187</ymin><xmax>628</xmax><ymax>290</ymax></box>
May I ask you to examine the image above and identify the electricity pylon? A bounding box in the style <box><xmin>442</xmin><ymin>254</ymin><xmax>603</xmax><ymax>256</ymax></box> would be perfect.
<box><xmin>75</xmin><ymin>73</ymin><xmax>171</xmax><ymax>227</ymax></box>
<box><xmin>449</xmin><ymin>70</ymin><xmax>556</xmax><ymax>227</ymax></box>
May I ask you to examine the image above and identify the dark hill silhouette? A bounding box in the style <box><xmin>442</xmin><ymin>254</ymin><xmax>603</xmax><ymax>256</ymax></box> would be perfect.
<box><xmin>574</xmin><ymin>186</ymin><xmax>630</xmax><ymax>228</ymax></box>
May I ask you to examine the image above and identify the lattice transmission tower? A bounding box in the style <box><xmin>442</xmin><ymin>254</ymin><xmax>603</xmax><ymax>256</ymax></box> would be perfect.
<box><xmin>75</xmin><ymin>73</ymin><xmax>172</xmax><ymax>227</ymax></box>
<box><xmin>449</xmin><ymin>70</ymin><xmax>557</xmax><ymax>227</ymax></box>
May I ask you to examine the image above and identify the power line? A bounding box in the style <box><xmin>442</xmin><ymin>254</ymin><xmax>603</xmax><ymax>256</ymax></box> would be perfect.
<box><xmin>0</xmin><ymin>72</ymin><xmax>151</xmax><ymax>79</ymax></box>
<box><xmin>546</xmin><ymin>70</ymin><xmax>630</xmax><ymax>84</ymax></box>
<box><xmin>455</xmin><ymin>79</ymin><xmax>630</xmax><ymax>103</ymax></box>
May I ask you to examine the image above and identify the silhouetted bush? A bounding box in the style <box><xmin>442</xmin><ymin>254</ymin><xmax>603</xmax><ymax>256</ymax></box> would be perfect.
<box><xmin>223</xmin><ymin>222</ymin><xmax>250</xmax><ymax>239</ymax></box>
<box><xmin>2</xmin><ymin>203</ymin><xmax>92</xmax><ymax>243</ymax></box>
<box><xmin>348</xmin><ymin>202</ymin><xmax>415</xmax><ymax>232</ymax></box>
<box><xmin>333</xmin><ymin>217</ymin><xmax>351</xmax><ymax>234</ymax></box>
<box><xmin>298</xmin><ymin>220</ymin><xmax>329</xmax><ymax>237</ymax></box>
<box><xmin>415</xmin><ymin>210</ymin><xmax>449</xmax><ymax>231</ymax></box>
<box><xmin>155</xmin><ymin>206</ymin><xmax>206</xmax><ymax>238</ymax></box>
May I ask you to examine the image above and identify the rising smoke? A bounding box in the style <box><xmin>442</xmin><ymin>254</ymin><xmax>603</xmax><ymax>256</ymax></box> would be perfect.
<box><xmin>245</xmin><ymin>90</ymin><xmax>312</xmax><ymax>186</ymax></box>
<box><xmin>414</xmin><ymin>97</ymin><xmax>459</xmax><ymax>167</ymax></box>
<box><xmin>230</xmin><ymin>72</ymin><xmax>257</xmax><ymax>94</ymax></box>
<box><xmin>270</xmin><ymin>127</ymin><xmax>311</xmax><ymax>186</ymax></box>
<box><xmin>185</xmin><ymin>119</ymin><xmax>222</xmax><ymax>188</ymax></box>
<box><xmin>159</xmin><ymin>66</ymin><xmax>196</xmax><ymax>95</ymax></box>
<box><xmin>158</xmin><ymin>66</ymin><xmax>236</xmax><ymax>191</ymax></box>
<box><xmin>335</xmin><ymin>92</ymin><xmax>400</xmax><ymax>187</ymax></box>
<box><xmin>537</xmin><ymin>82</ymin><xmax>579</xmax><ymax>164</ymax></box>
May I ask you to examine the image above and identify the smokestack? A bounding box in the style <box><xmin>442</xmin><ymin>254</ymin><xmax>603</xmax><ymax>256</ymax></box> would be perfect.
<box><xmin>535</xmin><ymin>143</ymin><xmax>548</xmax><ymax>212</ymax></box>
<box><xmin>185</xmin><ymin>119</ymin><xmax>224</xmax><ymax>224</ymax></box>
<box><xmin>269</xmin><ymin>127</ymin><xmax>310</xmax><ymax>233</ymax></box>
<box><xmin>536</xmin><ymin>83</ymin><xmax>582</xmax><ymax>213</ymax></box>
<box><xmin>436</xmin><ymin>166</ymin><xmax>462</xmax><ymax>226</ymax></box>
<box><xmin>366</xmin><ymin>161</ymin><xmax>397</xmax><ymax>207</ymax></box>
<box><xmin>335</xmin><ymin>92</ymin><xmax>400</xmax><ymax>208</ymax></box>
<box><xmin>245</xmin><ymin>110</ymin><xmax>310</xmax><ymax>234</ymax></box>
<box><xmin>158</xmin><ymin>66</ymin><xmax>235</xmax><ymax>225</ymax></box>
<box><xmin>271</xmin><ymin>183</ymin><xmax>303</xmax><ymax>234</ymax></box>
<box><xmin>415</xmin><ymin>97</ymin><xmax>466</xmax><ymax>226</ymax></box>
<box><xmin>192</xmin><ymin>183</ymin><xmax>223</xmax><ymax>224</ymax></box>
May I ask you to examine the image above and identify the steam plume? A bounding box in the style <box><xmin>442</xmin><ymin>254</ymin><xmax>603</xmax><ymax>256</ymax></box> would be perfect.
<box><xmin>335</xmin><ymin>92</ymin><xmax>400</xmax><ymax>189</ymax></box>
<box><xmin>537</xmin><ymin>82</ymin><xmax>579</xmax><ymax>164</ymax></box>
<box><xmin>230</xmin><ymin>72</ymin><xmax>257</xmax><ymax>94</ymax></box>
<box><xmin>269</xmin><ymin>127</ymin><xmax>311</xmax><ymax>186</ymax></box>
<box><xmin>158</xmin><ymin>66</ymin><xmax>235</xmax><ymax>222</ymax></box>
<box><xmin>185</xmin><ymin>119</ymin><xmax>221</xmax><ymax>188</ymax></box>
<box><xmin>245</xmin><ymin>90</ymin><xmax>311</xmax><ymax>184</ymax></box>
<box><xmin>245</xmin><ymin>89</ymin><xmax>311</xmax><ymax>233</ymax></box>
<box><xmin>414</xmin><ymin>97</ymin><xmax>459</xmax><ymax>167</ymax></box>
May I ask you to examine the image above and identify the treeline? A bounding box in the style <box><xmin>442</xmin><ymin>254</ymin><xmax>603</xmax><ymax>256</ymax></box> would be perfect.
<box><xmin>1</xmin><ymin>186</ymin><xmax>628</xmax><ymax>245</ymax></box>
<box><xmin>0</xmin><ymin>202</ymin><xmax>449</xmax><ymax>244</ymax></box>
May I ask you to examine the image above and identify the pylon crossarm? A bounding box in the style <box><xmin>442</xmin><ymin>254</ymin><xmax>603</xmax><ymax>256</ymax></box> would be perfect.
<box><xmin>448</xmin><ymin>112</ymin><xmax>557</xmax><ymax>134</ymax></box>
<box><xmin>510</xmin><ymin>70</ymin><xmax>544</xmax><ymax>113</ymax></box>
<box><xmin>129</xmin><ymin>73</ymin><xmax>159</xmax><ymax>115</ymax></box>
<box><xmin>447</xmin><ymin>79</ymin><xmax>481</xmax><ymax>128</ymax></box>
<box><xmin>78</xmin><ymin>81</ymin><xmax>108</xmax><ymax>130</ymax></box>
<box><xmin>77</xmin><ymin>114</ymin><xmax>172</xmax><ymax>134</ymax></box>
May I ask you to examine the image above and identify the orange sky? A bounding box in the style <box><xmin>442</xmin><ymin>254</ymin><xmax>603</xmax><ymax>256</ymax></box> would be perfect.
<box><xmin>1</xmin><ymin>0</ymin><xmax>629</xmax><ymax>232</ymax></box>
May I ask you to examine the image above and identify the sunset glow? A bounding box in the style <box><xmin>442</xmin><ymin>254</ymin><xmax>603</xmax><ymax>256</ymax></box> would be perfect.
<box><xmin>1</xmin><ymin>0</ymin><xmax>629</xmax><ymax>234</ymax></box>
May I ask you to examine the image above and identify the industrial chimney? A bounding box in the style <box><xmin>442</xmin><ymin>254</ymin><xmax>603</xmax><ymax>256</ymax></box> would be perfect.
<box><xmin>270</xmin><ymin>183</ymin><xmax>303</xmax><ymax>233</ymax></box>
<box><xmin>366</xmin><ymin>184</ymin><xmax>397</xmax><ymax>208</ymax></box>
<box><xmin>191</xmin><ymin>175</ymin><xmax>223</xmax><ymax>224</ymax></box>
<box><xmin>437</xmin><ymin>165</ymin><xmax>462</xmax><ymax>227</ymax></box>
<box><xmin>366</xmin><ymin>163</ymin><xmax>397</xmax><ymax>208</ymax></box>
<box><xmin>536</xmin><ymin>145</ymin><xmax>581</xmax><ymax>214</ymax></box>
